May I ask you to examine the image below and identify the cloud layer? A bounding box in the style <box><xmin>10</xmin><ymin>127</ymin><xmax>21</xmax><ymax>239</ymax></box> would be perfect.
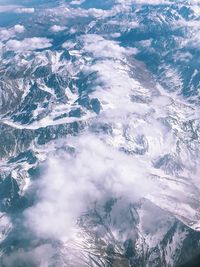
<box><xmin>24</xmin><ymin>134</ymin><xmax>153</xmax><ymax>241</ymax></box>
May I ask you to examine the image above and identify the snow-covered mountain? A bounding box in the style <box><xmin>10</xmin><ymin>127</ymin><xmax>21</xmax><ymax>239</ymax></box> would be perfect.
<box><xmin>0</xmin><ymin>0</ymin><xmax>200</xmax><ymax>266</ymax></box>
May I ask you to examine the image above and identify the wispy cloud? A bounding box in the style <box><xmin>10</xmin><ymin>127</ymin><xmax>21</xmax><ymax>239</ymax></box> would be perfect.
<box><xmin>0</xmin><ymin>5</ymin><xmax>35</xmax><ymax>13</ymax></box>
<box><xmin>0</xmin><ymin>5</ymin><xmax>19</xmax><ymax>13</ymax></box>
<box><xmin>15</xmin><ymin>7</ymin><xmax>35</xmax><ymax>14</ymax></box>
<box><xmin>2</xmin><ymin>244</ymin><xmax>55</xmax><ymax>267</ymax></box>
<box><xmin>116</xmin><ymin>0</ymin><xmax>173</xmax><ymax>5</ymax></box>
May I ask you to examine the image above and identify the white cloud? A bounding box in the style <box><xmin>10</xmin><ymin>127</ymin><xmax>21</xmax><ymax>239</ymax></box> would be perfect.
<box><xmin>0</xmin><ymin>25</ymin><xmax>25</xmax><ymax>41</ymax></box>
<box><xmin>82</xmin><ymin>34</ymin><xmax>138</xmax><ymax>58</ymax></box>
<box><xmin>50</xmin><ymin>25</ymin><xmax>67</xmax><ymax>32</ymax></box>
<box><xmin>6</xmin><ymin>37</ymin><xmax>52</xmax><ymax>52</ymax></box>
<box><xmin>70</xmin><ymin>0</ymin><xmax>86</xmax><ymax>5</ymax></box>
<box><xmin>110</xmin><ymin>32</ymin><xmax>121</xmax><ymax>38</ymax></box>
<box><xmin>15</xmin><ymin>7</ymin><xmax>35</xmax><ymax>14</ymax></box>
<box><xmin>188</xmin><ymin>0</ymin><xmax>200</xmax><ymax>3</ymax></box>
<box><xmin>24</xmin><ymin>134</ymin><xmax>153</xmax><ymax>241</ymax></box>
<box><xmin>62</xmin><ymin>40</ymin><xmax>76</xmax><ymax>50</ymax></box>
<box><xmin>14</xmin><ymin>25</ymin><xmax>25</xmax><ymax>33</ymax></box>
<box><xmin>116</xmin><ymin>0</ymin><xmax>172</xmax><ymax>5</ymax></box>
